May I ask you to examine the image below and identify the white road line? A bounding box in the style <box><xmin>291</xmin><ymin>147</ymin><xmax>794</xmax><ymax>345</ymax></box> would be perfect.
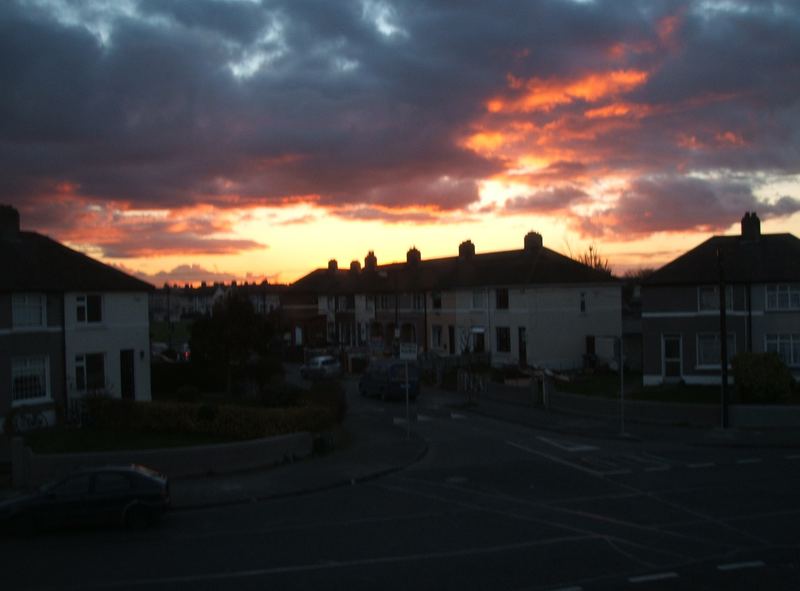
<box><xmin>537</xmin><ymin>436</ymin><xmax>599</xmax><ymax>452</ymax></box>
<box><xmin>628</xmin><ymin>572</ymin><xmax>679</xmax><ymax>583</ymax></box>
<box><xmin>687</xmin><ymin>462</ymin><xmax>715</xmax><ymax>468</ymax></box>
<box><xmin>717</xmin><ymin>560</ymin><xmax>765</xmax><ymax>571</ymax></box>
<box><xmin>506</xmin><ymin>441</ymin><xmax>604</xmax><ymax>476</ymax></box>
<box><xmin>67</xmin><ymin>536</ymin><xmax>592</xmax><ymax>589</ymax></box>
<box><xmin>737</xmin><ymin>458</ymin><xmax>763</xmax><ymax>464</ymax></box>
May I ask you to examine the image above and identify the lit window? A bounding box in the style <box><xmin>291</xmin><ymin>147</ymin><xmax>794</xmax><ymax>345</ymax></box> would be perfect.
<box><xmin>77</xmin><ymin>294</ymin><xmax>102</xmax><ymax>323</ymax></box>
<box><xmin>12</xmin><ymin>294</ymin><xmax>45</xmax><ymax>328</ymax></box>
<box><xmin>11</xmin><ymin>357</ymin><xmax>50</xmax><ymax>404</ymax></box>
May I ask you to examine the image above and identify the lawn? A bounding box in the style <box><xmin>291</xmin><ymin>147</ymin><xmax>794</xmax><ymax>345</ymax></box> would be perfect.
<box><xmin>555</xmin><ymin>372</ymin><xmax>721</xmax><ymax>404</ymax></box>
<box><xmin>24</xmin><ymin>428</ymin><xmax>233</xmax><ymax>454</ymax></box>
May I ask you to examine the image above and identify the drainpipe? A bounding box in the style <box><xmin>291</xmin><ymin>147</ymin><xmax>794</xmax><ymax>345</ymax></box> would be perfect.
<box><xmin>60</xmin><ymin>292</ymin><xmax>68</xmax><ymax>423</ymax></box>
<box><xmin>746</xmin><ymin>282</ymin><xmax>753</xmax><ymax>353</ymax></box>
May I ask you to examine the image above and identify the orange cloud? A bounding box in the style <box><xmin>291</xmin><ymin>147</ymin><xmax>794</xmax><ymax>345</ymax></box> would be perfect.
<box><xmin>486</xmin><ymin>69</ymin><xmax>649</xmax><ymax>114</ymax></box>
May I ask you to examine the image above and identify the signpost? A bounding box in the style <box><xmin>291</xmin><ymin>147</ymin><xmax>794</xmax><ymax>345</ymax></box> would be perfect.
<box><xmin>399</xmin><ymin>343</ymin><xmax>418</xmax><ymax>439</ymax></box>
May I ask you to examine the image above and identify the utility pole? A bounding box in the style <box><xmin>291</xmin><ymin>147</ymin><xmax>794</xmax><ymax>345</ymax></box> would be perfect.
<box><xmin>717</xmin><ymin>247</ymin><xmax>729</xmax><ymax>429</ymax></box>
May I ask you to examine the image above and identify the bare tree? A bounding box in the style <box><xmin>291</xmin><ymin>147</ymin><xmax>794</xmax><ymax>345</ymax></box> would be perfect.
<box><xmin>577</xmin><ymin>244</ymin><xmax>611</xmax><ymax>275</ymax></box>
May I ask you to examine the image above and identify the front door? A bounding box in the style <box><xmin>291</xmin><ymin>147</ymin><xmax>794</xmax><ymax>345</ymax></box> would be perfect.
<box><xmin>518</xmin><ymin>327</ymin><xmax>527</xmax><ymax>367</ymax></box>
<box><xmin>662</xmin><ymin>335</ymin><xmax>682</xmax><ymax>381</ymax></box>
<box><xmin>120</xmin><ymin>349</ymin><xmax>135</xmax><ymax>400</ymax></box>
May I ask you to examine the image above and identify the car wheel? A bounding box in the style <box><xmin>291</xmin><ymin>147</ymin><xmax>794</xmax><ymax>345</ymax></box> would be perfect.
<box><xmin>124</xmin><ymin>506</ymin><xmax>151</xmax><ymax>530</ymax></box>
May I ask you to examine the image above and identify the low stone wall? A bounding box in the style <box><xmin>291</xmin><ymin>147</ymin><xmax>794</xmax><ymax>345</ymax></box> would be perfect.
<box><xmin>13</xmin><ymin>432</ymin><xmax>313</xmax><ymax>490</ymax></box>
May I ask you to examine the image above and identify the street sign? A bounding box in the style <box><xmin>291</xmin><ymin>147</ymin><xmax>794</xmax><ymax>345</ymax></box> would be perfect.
<box><xmin>399</xmin><ymin>343</ymin><xmax>418</xmax><ymax>360</ymax></box>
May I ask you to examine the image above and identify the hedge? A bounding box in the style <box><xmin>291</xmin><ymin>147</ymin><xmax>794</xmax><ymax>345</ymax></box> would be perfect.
<box><xmin>732</xmin><ymin>352</ymin><xmax>794</xmax><ymax>404</ymax></box>
<box><xmin>85</xmin><ymin>397</ymin><xmax>336</xmax><ymax>440</ymax></box>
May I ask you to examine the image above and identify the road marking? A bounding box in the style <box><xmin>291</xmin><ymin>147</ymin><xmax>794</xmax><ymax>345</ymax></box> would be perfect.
<box><xmin>628</xmin><ymin>572</ymin><xmax>678</xmax><ymax>583</ymax></box>
<box><xmin>687</xmin><ymin>462</ymin><xmax>715</xmax><ymax>468</ymax></box>
<box><xmin>537</xmin><ymin>436</ymin><xmax>599</xmax><ymax>452</ymax></box>
<box><xmin>507</xmin><ymin>441</ymin><xmax>603</xmax><ymax>476</ymax></box>
<box><xmin>451</xmin><ymin>412</ymin><xmax>467</xmax><ymax>420</ymax></box>
<box><xmin>65</xmin><ymin>536</ymin><xmax>592</xmax><ymax>589</ymax></box>
<box><xmin>737</xmin><ymin>458</ymin><xmax>762</xmax><ymax>464</ymax></box>
<box><xmin>717</xmin><ymin>560</ymin><xmax>765</xmax><ymax>571</ymax></box>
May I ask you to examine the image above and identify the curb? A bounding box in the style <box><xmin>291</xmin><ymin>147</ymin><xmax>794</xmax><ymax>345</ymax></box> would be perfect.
<box><xmin>172</xmin><ymin>436</ymin><xmax>429</xmax><ymax>512</ymax></box>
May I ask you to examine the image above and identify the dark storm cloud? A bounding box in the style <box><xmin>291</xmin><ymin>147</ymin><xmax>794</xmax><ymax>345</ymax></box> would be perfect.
<box><xmin>1</xmin><ymin>0</ymin><xmax>799</xmax><ymax>245</ymax></box>
<box><xmin>504</xmin><ymin>186</ymin><xmax>590</xmax><ymax>213</ymax></box>
<box><xmin>576</xmin><ymin>175</ymin><xmax>800</xmax><ymax>238</ymax></box>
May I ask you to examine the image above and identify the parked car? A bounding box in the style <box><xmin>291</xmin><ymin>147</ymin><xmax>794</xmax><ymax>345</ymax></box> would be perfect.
<box><xmin>359</xmin><ymin>359</ymin><xmax>420</xmax><ymax>401</ymax></box>
<box><xmin>0</xmin><ymin>465</ymin><xmax>170</xmax><ymax>535</ymax></box>
<box><xmin>300</xmin><ymin>355</ymin><xmax>343</xmax><ymax>380</ymax></box>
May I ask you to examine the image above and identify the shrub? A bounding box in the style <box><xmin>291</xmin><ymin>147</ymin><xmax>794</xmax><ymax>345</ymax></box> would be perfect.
<box><xmin>85</xmin><ymin>397</ymin><xmax>335</xmax><ymax>440</ymax></box>
<box><xmin>732</xmin><ymin>352</ymin><xmax>794</xmax><ymax>404</ymax></box>
<box><xmin>302</xmin><ymin>380</ymin><xmax>348</xmax><ymax>424</ymax></box>
<box><xmin>259</xmin><ymin>382</ymin><xmax>304</xmax><ymax>408</ymax></box>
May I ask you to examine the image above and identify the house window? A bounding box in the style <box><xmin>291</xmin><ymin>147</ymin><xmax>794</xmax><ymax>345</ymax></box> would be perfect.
<box><xmin>75</xmin><ymin>353</ymin><xmax>105</xmax><ymax>392</ymax></box>
<box><xmin>496</xmin><ymin>326</ymin><xmax>511</xmax><ymax>353</ymax></box>
<box><xmin>366</xmin><ymin>296</ymin><xmax>375</xmax><ymax>311</ymax></box>
<box><xmin>378</xmin><ymin>295</ymin><xmax>391</xmax><ymax>310</ymax></box>
<box><xmin>765</xmin><ymin>334</ymin><xmax>800</xmax><ymax>367</ymax></box>
<box><xmin>77</xmin><ymin>294</ymin><xmax>102</xmax><ymax>323</ymax></box>
<box><xmin>495</xmin><ymin>288</ymin><xmax>509</xmax><ymax>310</ymax></box>
<box><xmin>432</xmin><ymin>325</ymin><xmax>443</xmax><ymax>347</ymax></box>
<box><xmin>766</xmin><ymin>285</ymin><xmax>800</xmax><ymax>311</ymax></box>
<box><xmin>413</xmin><ymin>293</ymin><xmax>425</xmax><ymax>310</ymax></box>
<box><xmin>698</xmin><ymin>286</ymin><xmax>733</xmax><ymax>311</ymax></box>
<box><xmin>12</xmin><ymin>294</ymin><xmax>46</xmax><ymax>328</ymax></box>
<box><xmin>697</xmin><ymin>333</ymin><xmax>736</xmax><ymax>367</ymax></box>
<box><xmin>11</xmin><ymin>357</ymin><xmax>50</xmax><ymax>404</ymax></box>
<box><xmin>472</xmin><ymin>290</ymin><xmax>485</xmax><ymax>309</ymax></box>
<box><xmin>432</xmin><ymin>292</ymin><xmax>442</xmax><ymax>309</ymax></box>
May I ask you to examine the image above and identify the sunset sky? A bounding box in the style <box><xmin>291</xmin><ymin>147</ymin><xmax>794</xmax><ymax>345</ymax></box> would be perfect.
<box><xmin>2</xmin><ymin>0</ymin><xmax>799</xmax><ymax>285</ymax></box>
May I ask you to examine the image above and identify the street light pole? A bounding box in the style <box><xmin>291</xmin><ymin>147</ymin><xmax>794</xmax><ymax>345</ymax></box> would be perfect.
<box><xmin>717</xmin><ymin>247</ymin><xmax>729</xmax><ymax>429</ymax></box>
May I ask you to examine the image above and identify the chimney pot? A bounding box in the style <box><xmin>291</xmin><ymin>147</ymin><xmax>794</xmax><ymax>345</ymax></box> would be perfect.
<box><xmin>0</xmin><ymin>204</ymin><xmax>21</xmax><ymax>241</ymax></box>
<box><xmin>524</xmin><ymin>231</ymin><xmax>543</xmax><ymax>252</ymax></box>
<box><xmin>741</xmin><ymin>211</ymin><xmax>761</xmax><ymax>241</ymax></box>
<box><xmin>364</xmin><ymin>251</ymin><xmax>377</xmax><ymax>270</ymax></box>
<box><xmin>407</xmin><ymin>247</ymin><xmax>421</xmax><ymax>265</ymax></box>
<box><xmin>458</xmin><ymin>240</ymin><xmax>475</xmax><ymax>258</ymax></box>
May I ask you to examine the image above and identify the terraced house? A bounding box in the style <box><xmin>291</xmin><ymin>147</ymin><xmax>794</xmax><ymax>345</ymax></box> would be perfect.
<box><xmin>642</xmin><ymin>212</ymin><xmax>800</xmax><ymax>385</ymax></box>
<box><xmin>289</xmin><ymin>232</ymin><xmax>622</xmax><ymax>370</ymax></box>
<box><xmin>0</xmin><ymin>206</ymin><xmax>153</xmax><ymax>432</ymax></box>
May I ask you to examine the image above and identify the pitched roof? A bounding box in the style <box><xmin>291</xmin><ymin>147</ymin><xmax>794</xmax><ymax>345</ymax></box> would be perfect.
<box><xmin>646</xmin><ymin>233</ymin><xmax>800</xmax><ymax>285</ymax></box>
<box><xmin>290</xmin><ymin>245</ymin><xmax>615</xmax><ymax>294</ymax></box>
<box><xmin>0</xmin><ymin>231</ymin><xmax>154</xmax><ymax>292</ymax></box>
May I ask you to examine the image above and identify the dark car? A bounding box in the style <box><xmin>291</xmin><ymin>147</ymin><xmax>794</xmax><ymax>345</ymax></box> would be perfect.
<box><xmin>359</xmin><ymin>359</ymin><xmax>420</xmax><ymax>401</ymax></box>
<box><xmin>0</xmin><ymin>464</ymin><xmax>170</xmax><ymax>535</ymax></box>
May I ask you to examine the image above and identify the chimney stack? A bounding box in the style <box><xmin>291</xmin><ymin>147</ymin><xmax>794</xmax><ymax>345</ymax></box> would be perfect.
<box><xmin>458</xmin><ymin>240</ymin><xmax>475</xmax><ymax>259</ymax></box>
<box><xmin>406</xmin><ymin>247</ymin><xmax>421</xmax><ymax>265</ymax></box>
<box><xmin>524</xmin><ymin>231</ymin><xmax>543</xmax><ymax>252</ymax></box>
<box><xmin>328</xmin><ymin>259</ymin><xmax>338</xmax><ymax>272</ymax></box>
<box><xmin>349</xmin><ymin>260</ymin><xmax>361</xmax><ymax>273</ymax></box>
<box><xmin>0</xmin><ymin>205</ymin><xmax>20</xmax><ymax>241</ymax></box>
<box><xmin>364</xmin><ymin>251</ymin><xmax>377</xmax><ymax>271</ymax></box>
<box><xmin>741</xmin><ymin>212</ymin><xmax>761</xmax><ymax>241</ymax></box>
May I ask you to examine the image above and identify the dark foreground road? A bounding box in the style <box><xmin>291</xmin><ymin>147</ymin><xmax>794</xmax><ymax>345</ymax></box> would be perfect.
<box><xmin>4</xmin><ymin>386</ymin><xmax>799</xmax><ymax>590</ymax></box>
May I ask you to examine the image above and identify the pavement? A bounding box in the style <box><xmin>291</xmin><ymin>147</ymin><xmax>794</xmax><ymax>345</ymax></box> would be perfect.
<box><xmin>2</xmin><ymin>382</ymin><xmax>799</xmax><ymax>507</ymax></box>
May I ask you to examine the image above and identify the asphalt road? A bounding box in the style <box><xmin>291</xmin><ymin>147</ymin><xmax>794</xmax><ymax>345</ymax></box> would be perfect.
<box><xmin>3</xmin><ymin>379</ymin><xmax>799</xmax><ymax>590</ymax></box>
